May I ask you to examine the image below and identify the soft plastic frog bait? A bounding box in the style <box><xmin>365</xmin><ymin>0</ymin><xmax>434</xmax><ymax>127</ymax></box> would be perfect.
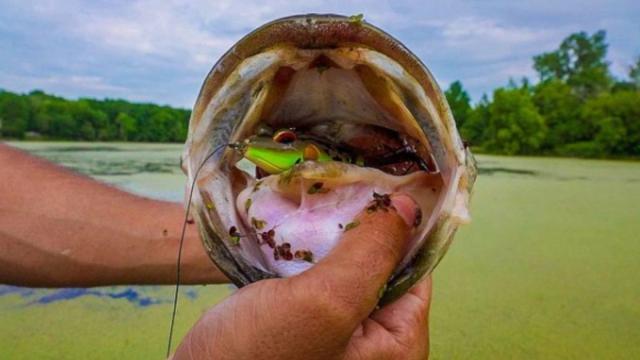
<box><xmin>230</xmin><ymin>129</ymin><xmax>349</xmax><ymax>174</ymax></box>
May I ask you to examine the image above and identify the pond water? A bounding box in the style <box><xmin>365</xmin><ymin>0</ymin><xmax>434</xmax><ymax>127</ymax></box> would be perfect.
<box><xmin>2</xmin><ymin>141</ymin><xmax>639</xmax><ymax>359</ymax></box>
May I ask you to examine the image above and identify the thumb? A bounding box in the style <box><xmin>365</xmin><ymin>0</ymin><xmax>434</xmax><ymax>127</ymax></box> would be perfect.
<box><xmin>292</xmin><ymin>192</ymin><xmax>418</xmax><ymax>325</ymax></box>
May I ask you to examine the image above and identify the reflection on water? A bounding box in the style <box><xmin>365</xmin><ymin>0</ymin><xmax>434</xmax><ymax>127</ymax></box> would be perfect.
<box><xmin>478</xmin><ymin>167</ymin><xmax>538</xmax><ymax>176</ymax></box>
<box><xmin>0</xmin><ymin>286</ymin><xmax>199</xmax><ymax>307</ymax></box>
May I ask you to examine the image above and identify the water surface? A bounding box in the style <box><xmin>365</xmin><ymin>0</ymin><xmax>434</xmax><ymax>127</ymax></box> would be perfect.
<box><xmin>2</xmin><ymin>142</ymin><xmax>639</xmax><ymax>359</ymax></box>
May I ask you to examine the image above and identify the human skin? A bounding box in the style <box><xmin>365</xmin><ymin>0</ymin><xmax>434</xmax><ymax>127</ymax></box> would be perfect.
<box><xmin>0</xmin><ymin>143</ymin><xmax>226</xmax><ymax>286</ymax></box>
<box><xmin>0</xmin><ymin>143</ymin><xmax>431</xmax><ymax>358</ymax></box>
<box><xmin>174</xmin><ymin>194</ymin><xmax>431</xmax><ymax>360</ymax></box>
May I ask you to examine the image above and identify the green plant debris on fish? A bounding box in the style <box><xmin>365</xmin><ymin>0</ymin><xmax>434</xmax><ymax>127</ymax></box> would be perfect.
<box><xmin>348</xmin><ymin>13</ymin><xmax>364</xmax><ymax>25</ymax></box>
<box><xmin>252</xmin><ymin>180</ymin><xmax>263</xmax><ymax>192</ymax></box>
<box><xmin>294</xmin><ymin>249</ymin><xmax>314</xmax><ymax>262</ymax></box>
<box><xmin>344</xmin><ymin>220</ymin><xmax>360</xmax><ymax>232</ymax></box>
<box><xmin>228</xmin><ymin>226</ymin><xmax>241</xmax><ymax>245</ymax></box>
<box><xmin>251</xmin><ymin>217</ymin><xmax>267</xmax><ymax>230</ymax></box>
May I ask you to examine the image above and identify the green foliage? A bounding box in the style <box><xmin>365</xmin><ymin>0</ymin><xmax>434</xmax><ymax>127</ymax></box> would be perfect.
<box><xmin>460</xmin><ymin>95</ymin><xmax>490</xmax><ymax>146</ymax></box>
<box><xmin>115</xmin><ymin>112</ymin><xmax>137</xmax><ymax>140</ymax></box>
<box><xmin>0</xmin><ymin>91</ymin><xmax>29</xmax><ymax>138</ymax></box>
<box><xmin>630</xmin><ymin>57</ymin><xmax>640</xmax><ymax>88</ymax></box>
<box><xmin>581</xmin><ymin>91</ymin><xmax>640</xmax><ymax>156</ymax></box>
<box><xmin>483</xmin><ymin>86</ymin><xmax>546</xmax><ymax>155</ymax></box>
<box><xmin>532</xmin><ymin>80</ymin><xmax>583</xmax><ymax>148</ymax></box>
<box><xmin>533</xmin><ymin>30</ymin><xmax>611</xmax><ymax>99</ymax></box>
<box><xmin>0</xmin><ymin>89</ymin><xmax>190</xmax><ymax>142</ymax></box>
<box><xmin>445</xmin><ymin>81</ymin><xmax>472</xmax><ymax>127</ymax></box>
<box><xmin>456</xmin><ymin>29</ymin><xmax>639</xmax><ymax>159</ymax></box>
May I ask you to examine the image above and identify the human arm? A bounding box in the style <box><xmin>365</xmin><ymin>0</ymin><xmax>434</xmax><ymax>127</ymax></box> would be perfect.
<box><xmin>174</xmin><ymin>193</ymin><xmax>431</xmax><ymax>359</ymax></box>
<box><xmin>0</xmin><ymin>143</ymin><xmax>227</xmax><ymax>286</ymax></box>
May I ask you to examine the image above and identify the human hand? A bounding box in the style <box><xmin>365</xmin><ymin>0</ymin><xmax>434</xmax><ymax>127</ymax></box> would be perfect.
<box><xmin>0</xmin><ymin>144</ymin><xmax>227</xmax><ymax>287</ymax></box>
<box><xmin>173</xmin><ymin>193</ymin><xmax>431</xmax><ymax>360</ymax></box>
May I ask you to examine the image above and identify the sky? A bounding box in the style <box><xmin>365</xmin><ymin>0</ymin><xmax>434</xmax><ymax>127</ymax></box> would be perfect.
<box><xmin>1</xmin><ymin>0</ymin><xmax>638</xmax><ymax>108</ymax></box>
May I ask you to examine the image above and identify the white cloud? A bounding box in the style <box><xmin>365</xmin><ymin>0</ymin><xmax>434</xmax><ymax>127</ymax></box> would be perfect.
<box><xmin>465</xmin><ymin>59</ymin><xmax>536</xmax><ymax>87</ymax></box>
<box><xmin>1</xmin><ymin>0</ymin><xmax>638</xmax><ymax>105</ymax></box>
<box><xmin>443</xmin><ymin>17</ymin><xmax>541</xmax><ymax>43</ymax></box>
<box><xmin>429</xmin><ymin>16</ymin><xmax>565</xmax><ymax>63</ymax></box>
<box><xmin>0</xmin><ymin>73</ymin><xmax>128</xmax><ymax>97</ymax></box>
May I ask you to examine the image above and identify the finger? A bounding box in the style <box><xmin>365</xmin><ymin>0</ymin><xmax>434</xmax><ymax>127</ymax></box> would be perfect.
<box><xmin>370</xmin><ymin>275</ymin><xmax>432</xmax><ymax>335</ymax></box>
<box><xmin>293</xmin><ymin>193</ymin><xmax>419</xmax><ymax>326</ymax></box>
<box><xmin>347</xmin><ymin>277</ymin><xmax>432</xmax><ymax>360</ymax></box>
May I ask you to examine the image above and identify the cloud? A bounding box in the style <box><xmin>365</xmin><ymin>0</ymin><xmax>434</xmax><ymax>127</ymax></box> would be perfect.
<box><xmin>442</xmin><ymin>17</ymin><xmax>542</xmax><ymax>44</ymax></box>
<box><xmin>420</xmin><ymin>16</ymin><xmax>566</xmax><ymax>63</ymax></box>
<box><xmin>0</xmin><ymin>0</ymin><xmax>638</xmax><ymax>106</ymax></box>
<box><xmin>0</xmin><ymin>72</ymin><xmax>128</xmax><ymax>95</ymax></box>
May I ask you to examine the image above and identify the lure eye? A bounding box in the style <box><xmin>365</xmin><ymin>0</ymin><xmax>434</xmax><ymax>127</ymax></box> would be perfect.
<box><xmin>273</xmin><ymin>129</ymin><xmax>297</xmax><ymax>144</ymax></box>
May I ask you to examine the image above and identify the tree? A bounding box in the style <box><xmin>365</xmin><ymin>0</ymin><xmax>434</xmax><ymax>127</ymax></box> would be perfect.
<box><xmin>532</xmin><ymin>80</ymin><xmax>583</xmax><ymax>149</ymax></box>
<box><xmin>533</xmin><ymin>30</ymin><xmax>611</xmax><ymax>98</ymax></box>
<box><xmin>582</xmin><ymin>91</ymin><xmax>640</xmax><ymax>156</ymax></box>
<box><xmin>34</xmin><ymin>100</ymin><xmax>76</xmax><ymax>138</ymax></box>
<box><xmin>445</xmin><ymin>81</ymin><xmax>472</xmax><ymax>127</ymax></box>
<box><xmin>0</xmin><ymin>89</ymin><xmax>191</xmax><ymax>142</ymax></box>
<box><xmin>70</xmin><ymin>101</ymin><xmax>108</xmax><ymax>141</ymax></box>
<box><xmin>0</xmin><ymin>91</ymin><xmax>29</xmax><ymax>138</ymax></box>
<box><xmin>630</xmin><ymin>56</ymin><xmax>640</xmax><ymax>89</ymax></box>
<box><xmin>483</xmin><ymin>87</ymin><xmax>547</xmax><ymax>155</ymax></box>
<box><xmin>114</xmin><ymin>112</ymin><xmax>137</xmax><ymax>140</ymax></box>
<box><xmin>460</xmin><ymin>94</ymin><xmax>490</xmax><ymax>146</ymax></box>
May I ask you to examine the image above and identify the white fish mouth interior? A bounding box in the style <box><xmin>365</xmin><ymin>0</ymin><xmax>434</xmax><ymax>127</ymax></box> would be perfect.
<box><xmin>204</xmin><ymin>45</ymin><xmax>451</xmax><ymax>275</ymax></box>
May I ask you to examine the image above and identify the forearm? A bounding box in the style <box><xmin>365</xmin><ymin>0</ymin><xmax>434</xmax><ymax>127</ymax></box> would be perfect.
<box><xmin>0</xmin><ymin>143</ymin><xmax>227</xmax><ymax>286</ymax></box>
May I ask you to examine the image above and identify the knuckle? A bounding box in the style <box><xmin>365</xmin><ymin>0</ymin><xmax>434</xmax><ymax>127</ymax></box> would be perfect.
<box><xmin>395</xmin><ymin>328</ymin><xmax>429</xmax><ymax>360</ymax></box>
<box><xmin>293</xmin><ymin>276</ymin><xmax>359</xmax><ymax>328</ymax></box>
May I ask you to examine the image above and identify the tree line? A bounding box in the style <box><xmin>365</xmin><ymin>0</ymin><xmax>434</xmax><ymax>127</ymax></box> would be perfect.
<box><xmin>1</xmin><ymin>30</ymin><xmax>638</xmax><ymax>157</ymax></box>
<box><xmin>0</xmin><ymin>90</ymin><xmax>190</xmax><ymax>142</ymax></box>
<box><xmin>446</xmin><ymin>30</ymin><xmax>640</xmax><ymax>158</ymax></box>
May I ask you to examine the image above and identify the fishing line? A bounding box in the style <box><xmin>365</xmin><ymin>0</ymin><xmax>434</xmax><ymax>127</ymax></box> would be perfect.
<box><xmin>166</xmin><ymin>143</ymin><xmax>227</xmax><ymax>358</ymax></box>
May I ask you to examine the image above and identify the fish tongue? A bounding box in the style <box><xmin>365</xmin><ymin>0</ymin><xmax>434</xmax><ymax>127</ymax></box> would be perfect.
<box><xmin>237</xmin><ymin>174</ymin><xmax>387</xmax><ymax>276</ymax></box>
<box><xmin>235</xmin><ymin>161</ymin><xmax>433</xmax><ymax>277</ymax></box>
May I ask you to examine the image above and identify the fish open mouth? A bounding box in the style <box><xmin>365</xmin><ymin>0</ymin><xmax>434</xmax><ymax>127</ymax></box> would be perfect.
<box><xmin>230</xmin><ymin>51</ymin><xmax>440</xmax><ymax>177</ymax></box>
<box><xmin>217</xmin><ymin>46</ymin><xmax>447</xmax><ymax>277</ymax></box>
<box><xmin>183</xmin><ymin>14</ymin><xmax>475</xmax><ymax>303</ymax></box>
